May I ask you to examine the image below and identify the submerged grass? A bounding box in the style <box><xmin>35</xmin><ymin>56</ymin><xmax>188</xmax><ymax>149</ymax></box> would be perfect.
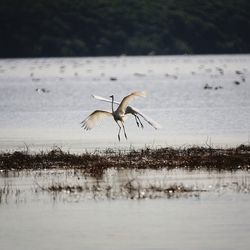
<box><xmin>39</xmin><ymin>181</ymin><xmax>204</xmax><ymax>200</ymax></box>
<box><xmin>0</xmin><ymin>145</ymin><xmax>250</xmax><ymax>177</ymax></box>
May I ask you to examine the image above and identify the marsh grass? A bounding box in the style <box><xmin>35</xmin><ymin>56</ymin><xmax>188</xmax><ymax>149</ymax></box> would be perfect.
<box><xmin>0</xmin><ymin>145</ymin><xmax>250</xmax><ymax>178</ymax></box>
<box><xmin>38</xmin><ymin>179</ymin><xmax>205</xmax><ymax>200</ymax></box>
<box><xmin>0</xmin><ymin>184</ymin><xmax>22</xmax><ymax>204</ymax></box>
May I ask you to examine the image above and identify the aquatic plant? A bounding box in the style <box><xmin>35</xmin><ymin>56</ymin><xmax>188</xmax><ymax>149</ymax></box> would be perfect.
<box><xmin>0</xmin><ymin>145</ymin><xmax>250</xmax><ymax>177</ymax></box>
<box><xmin>38</xmin><ymin>179</ymin><xmax>205</xmax><ymax>200</ymax></box>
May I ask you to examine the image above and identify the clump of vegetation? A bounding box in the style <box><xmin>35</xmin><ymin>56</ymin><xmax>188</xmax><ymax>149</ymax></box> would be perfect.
<box><xmin>1</xmin><ymin>145</ymin><xmax>250</xmax><ymax>177</ymax></box>
<box><xmin>46</xmin><ymin>184</ymin><xmax>84</xmax><ymax>193</ymax></box>
<box><xmin>39</xmin><ymin>179</ymin><xmax>205</xmax><ymax>200</ymax></box>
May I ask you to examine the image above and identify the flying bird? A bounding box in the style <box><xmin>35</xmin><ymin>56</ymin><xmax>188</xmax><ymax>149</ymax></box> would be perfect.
<box><xmin>81</xmin><ymin>91</ymin><xmax>147</xmax><ymax>141</ymax></box>
<box><xmin>92</xmin><ymin>94</ymin><xmax>161</xmax><ymax>130</ymax></box>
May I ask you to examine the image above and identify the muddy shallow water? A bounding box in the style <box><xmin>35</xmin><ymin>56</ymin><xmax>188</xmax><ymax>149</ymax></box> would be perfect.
<box><xmin>1</xmin><ymin>169</ymin><xmax>250</xmax><ymax>250</ymax></box>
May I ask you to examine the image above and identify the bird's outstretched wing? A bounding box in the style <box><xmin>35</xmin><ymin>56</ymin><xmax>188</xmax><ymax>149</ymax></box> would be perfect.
<box><xmin>118</xmin><ymin>91</ymin><xmax>146</xmax><ymax>114</ymax></box>
<box><xmin>81</xmin><ymin>110</ymin><xmax>112</xmax><ymax>130</ymax></box>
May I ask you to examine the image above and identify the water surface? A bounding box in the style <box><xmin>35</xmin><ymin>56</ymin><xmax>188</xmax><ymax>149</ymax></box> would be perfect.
<box><xmin>0</xmin><ymin>169</ymin><xmax>250</xmax><ymax>250</ymax></box>
<box><xmin>1</xmin><ymin>55</ymin><xmax>250</xmax><ymax>249</ymax></box>
<box><xmin>0</xmin><ymin>55</ymin><xmax>249</xmax><ymax>151</ymax></box>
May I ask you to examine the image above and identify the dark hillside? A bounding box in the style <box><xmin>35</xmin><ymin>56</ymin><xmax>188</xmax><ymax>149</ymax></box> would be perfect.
<box><xmin>0</xmin><ymin>0</ymin><xmax>249</xmax><ymax>57</ymax></box>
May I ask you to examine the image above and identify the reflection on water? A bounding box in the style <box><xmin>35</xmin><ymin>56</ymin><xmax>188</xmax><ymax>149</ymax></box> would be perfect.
<box><xmin>1</xmin><ymin>169</ymin><xmax>249</xmax><ymax>204</ymax></box>
<box><xmin>1</xmin><ymin>169</ymin><xmax>250</xmax><ymax>250</ymax></box>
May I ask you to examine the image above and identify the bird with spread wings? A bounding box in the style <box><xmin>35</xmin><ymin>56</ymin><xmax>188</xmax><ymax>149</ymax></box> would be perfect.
<box><xmin>81</xmin><ymin>91</ymin><xmax>161</xmax><ymax>141</ymax></box>
<box><xmin>91</xmin><ymin>94</ymin><xmax>161</xmax><ymax>130</ymax></box>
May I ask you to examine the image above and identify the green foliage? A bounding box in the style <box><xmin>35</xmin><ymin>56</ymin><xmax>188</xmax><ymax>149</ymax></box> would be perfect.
<box><xmin>0</xmin><ymin>0</ymin><xmax>249</xmax><ymax>57</ymax></box>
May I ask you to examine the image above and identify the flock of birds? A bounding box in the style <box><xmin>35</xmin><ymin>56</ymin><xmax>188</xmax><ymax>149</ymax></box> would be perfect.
<box><xmin>81</xmin><ymin>91</ymin><xmax>161</xmax><ymax>141</ymax></box>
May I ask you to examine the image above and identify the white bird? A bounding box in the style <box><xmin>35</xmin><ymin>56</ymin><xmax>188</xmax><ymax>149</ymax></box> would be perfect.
<box><xmin>92</xmin><ymin>94</ymin><xmax>162</xmax><ymax>130</ymax></box>
<box><xmin>81</xmin><ymin>91</ymin><xmax>147</xmax><ymax>141</ymax></box>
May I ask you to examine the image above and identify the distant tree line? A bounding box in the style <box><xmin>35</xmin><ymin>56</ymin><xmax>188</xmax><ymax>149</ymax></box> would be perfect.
<box><xmin>0</xmin><ymin>0</ymin><xmax>250</xmax><ymax>58</ymax></box>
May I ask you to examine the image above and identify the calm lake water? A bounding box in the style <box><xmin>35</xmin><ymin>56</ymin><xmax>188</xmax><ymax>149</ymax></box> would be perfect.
<box><xmin>1</xmin><ymin>169</ymin><xmax>250</xmax><ymax>250</ymax></box>
<box><xmin>0</xmin><ymin>55</ymin><xmax>250</xmax><ymax>249</ymax></box>
<box><xmin>0</xmin><ymin>54</ymin><xmax>249</xmax><ymax>151</ymax></box>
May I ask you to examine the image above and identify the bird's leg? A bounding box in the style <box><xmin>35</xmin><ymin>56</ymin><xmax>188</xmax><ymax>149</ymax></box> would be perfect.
<box><xmin>136</xmin><ymin>115</ymin><xmax>144</xmax><ymax>129</ymax></box>
<box><xmin>116</xmin><ymin>121</ymin><xmax>121</xmax><ymax>141</ymax></box>
<box><xmin>134</xmin><ymin>115</ymin><xmax>140</xmax><ymax>127</ymax></box>
<box><xmin>122</xmin><ymin>123</ymin><xmax>128</xmax><ymax>140</ymax></box>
